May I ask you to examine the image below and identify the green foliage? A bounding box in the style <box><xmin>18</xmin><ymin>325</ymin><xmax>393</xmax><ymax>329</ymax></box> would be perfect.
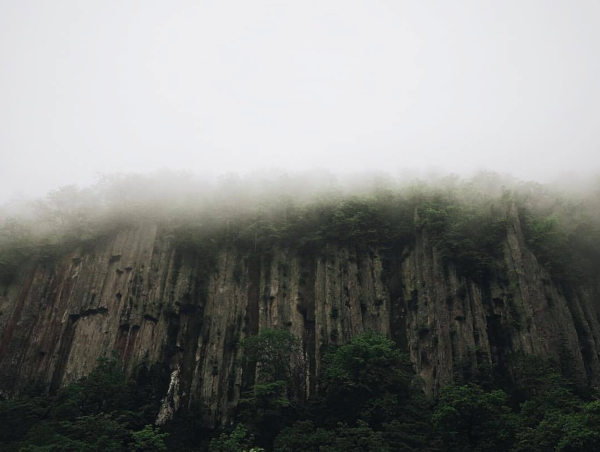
<box><xmin>509</xmin><ymin>354</ymin><xmax>579</xmax><ymax>411</ymax></box>
<box><xmin>320</xmin><ymin>421</ymin><xmax>390</xmax><ymax>452</ymax></box>
<box><xmin>0</xmin><ymin>393</ymin><xmax>50</xmax><ymax>444</ymax></box>
<box><xmin>520</xmin><ymin>211</ymin><xmax>574</xmax><ymax>285</ymax></box>
<box><xmin>160</xmin><ymin>401</ymin><xmax>210</xmax><ymax>451</ymax></box>
<box><xmin>433</xmin><ymin>384</ymin><xmax>516</xmax><ymax>452</ymax></box>
<box><xmin>2</xmin><ymin>171</ymin><xmax>599</xmax><ymax>296</ymax></box>
<box><xmin>56</xmin><ymin>414</ymin><xmax>130</xmax><ymax>451</ymax></box>
<box><xmin>0</xmin><ymin>219</ymin><xmax>34</xmax><ymax>284</ymax></box>
<box><xmin>382</xmin><ymin>416</ymin><xmax>440</xmax><ymax>452</ymax></box>
<box><xmin>515</xmin><ymin>186</ymin><xmax>600</xmax><ymax>288</ymax></box>
<box><xmin>209</xmin><ymin>424</ymin><xmax>258</xmax><ymax>452</ymax></box>
<box><xmin>274</xmin><ymin>421</ymin><xmax>336</xmax><ymax>452</ymax></box>
<box><xmin>506</xmin><ymin>354</ymin><xmax>600</xmax><ymax>452</ymax></box>
<box><xmin>132</xmin><ymin>425</ymin><xmax>169</xmax><ymax>452</ymax></box>
<box><xmin>238</xmin><ymin>379</ymin><xmax>293</xmax><ymax>443</ymax></box>
<box><xmin>268</xmin><ymin>336</ymin><xmax>600</xmax><ymax>452</ymax></box>
<box><xmin>512</xmin><ymin>400</ymin><xmax>600</xmax><ymax>452</ymax></box>
<box><xmin>247</xmin><ymin>381</ymin><xmax>291</xmax><ymax>409</ymax></box>
<box><xmin>320</xmin><ymin>198</ymin><xmax>390</xmax><ymax>249</ymax></box>
<box><xmin>521</xmin><ymin>210</ymin><xmax>600</xmax><ymax>287</ymax></box>
<box><xmin>4</xmin><ymin>332</ymin><xmax>600</xmax><ymax>452</ymax></box>
<box><xmin>58</xmin><ymin>355</ymin><xmax>133</xmax><ymax>417</ymax></box>
<box><xmin>320</xmin><ymin>331</ymin><xmax>414</xmax><ymax>426</ymax></box>
<box><xmin>0</xmin><ymin>356</ymin><xmax>168</xmax><ymax>452</ymax></box>
<box><xmin>239</xmin><ymin>330</ymin><xmax>303</xmax><ymax>447</ymax></box>
<box><xmin>241</xmin><ymin>329</ymin><xmax>301</xmax><ymax>384</ymax></box>
<box><xmin>273</xmin><ymin>420</ymin><xmax>390</xmax><ymax>452</ymax></box>
<box><xmin>418</xmin><ymin>199</ymin><xmax>507</xmax><ymax>279</ymax></box>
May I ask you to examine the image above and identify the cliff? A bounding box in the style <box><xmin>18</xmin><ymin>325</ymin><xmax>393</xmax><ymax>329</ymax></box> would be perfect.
<box><xmin>1</xmin><ymin>206</ymin><xmax>599</xmax><ymax>426</ymax></box>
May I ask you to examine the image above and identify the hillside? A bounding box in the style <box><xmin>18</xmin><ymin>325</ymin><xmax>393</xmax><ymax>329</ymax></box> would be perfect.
<box><xmin>1</xmin><ymin>172</ymin><xmax>600</xmax><ymax>450</ymax></box>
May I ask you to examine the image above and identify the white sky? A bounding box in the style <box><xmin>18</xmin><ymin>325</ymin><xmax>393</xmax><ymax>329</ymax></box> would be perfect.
<box><xmin>1</xmin><ymin>0</ymin><xmax>599</xmax><ymax>200</ymax></box>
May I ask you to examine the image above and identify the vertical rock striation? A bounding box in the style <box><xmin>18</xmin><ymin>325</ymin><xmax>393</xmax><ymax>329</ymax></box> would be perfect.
<box><xmin>1</xmin><ymin>207</ymin><xmax>599</xmax><ymax>425</ymax></box>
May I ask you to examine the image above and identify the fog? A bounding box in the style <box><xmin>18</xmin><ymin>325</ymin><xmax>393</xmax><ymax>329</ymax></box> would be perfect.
<box><xmin>1</xmin><ymin>1</ymin><xmax>600</xmax><ymax>202</ymax></box>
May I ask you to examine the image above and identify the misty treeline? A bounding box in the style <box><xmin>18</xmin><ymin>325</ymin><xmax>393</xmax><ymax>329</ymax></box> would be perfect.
<box><xmin>3</xmin><ymin>331</ymin><xmax>600</xmax><ymax>451</ymax></box>
<box><xmin>1</xmin><ymin>170</ymin><xmax>600</xmax><ymax>287</ymax></box>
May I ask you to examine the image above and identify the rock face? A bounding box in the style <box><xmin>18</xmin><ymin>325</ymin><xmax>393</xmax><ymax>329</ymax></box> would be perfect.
<box><xmin>1</xmin><ymin>208</ymin><xmax>599</xmax><ymax>426</ymax></box>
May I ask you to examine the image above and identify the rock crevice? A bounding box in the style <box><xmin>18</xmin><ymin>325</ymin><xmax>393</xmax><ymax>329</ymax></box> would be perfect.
<box><xmin>1</xmin><ymin>218</ymin><xmax>599</xmax><ymax>424</ymax></box>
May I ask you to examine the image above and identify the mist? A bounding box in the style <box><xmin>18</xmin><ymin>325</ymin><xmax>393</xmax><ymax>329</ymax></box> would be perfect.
<box><xmin>2</xmin><ymin>0</ymin><xmax>600</xmax><ymax>202</ymax></box>
<box><xmin>4</xmin><ymin>4</ymin><xmax>600</xmax><ymax>447</ymax></box>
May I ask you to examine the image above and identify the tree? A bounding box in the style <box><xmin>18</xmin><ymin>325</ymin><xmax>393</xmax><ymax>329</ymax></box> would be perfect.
<box><xmin>58</xmin><ymin>356</ymin><xmax>134</xmax><ymax>418</ymax></box>
<box><xmin>239</xmin><ymin>329</ymin><xmax>303</xmax><ymax>447</ymax></box>
<box><xmin>241</xmin><ymin>329</ymin><xmax>302</xmax><ymax>385</ymax></box>
<box><xmin>274</xmin><ymin>420</ymin><xmax>391</xmax><ymax>452</ymax></box>
<box><xmin>274</xmin><ymin>421</ymin><xmax>335</xmax><ymax>452</ymax></box>
<box><xmin>321</xmin><ymin>421</ymin><xmax>390</xmax><ymax>452</ymax></box>
<box><xmin>320</xmin><ymin>331</ymin><xmax>414</xmax><ymax>426</ymax></box>
<box><xmin>131</xmin><ymin>425</ymin><xmax>168</xmax><ymax>452</ymax></box>
<box><xmin>432</xmin><ymin>384</ymin><xmax>516</xmax><ymax>452</ymax></box>
<box><xmin>209</xmin><ymin>424</ymin><xmax>259</xmax><ymax>452</ymax></box>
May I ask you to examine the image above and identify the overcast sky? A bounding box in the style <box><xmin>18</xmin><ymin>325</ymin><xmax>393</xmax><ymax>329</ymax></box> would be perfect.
<box><xmin>1</xmin><ymin>0</ymin><xmax>599</xmax><ymax>200</ymax></box>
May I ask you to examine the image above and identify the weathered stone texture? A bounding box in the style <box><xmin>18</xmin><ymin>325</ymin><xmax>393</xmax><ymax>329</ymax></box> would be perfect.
<box><xmin>1</xmin><ymin>210</ymin><xmax>599</xmax><ymax>424</ymax></box>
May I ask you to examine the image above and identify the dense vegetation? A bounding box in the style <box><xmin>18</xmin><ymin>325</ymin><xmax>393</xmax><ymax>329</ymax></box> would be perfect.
<box><xmin>3</xmin><ymin>331</ymin><xmax>600</xmax><ymax>451</ymax></box>
<box><xmin>0</xmin><ymin>356</ymin><xmax>170</xmax><ymax>451</ymax></box>
<box><xmin>1</xmin><ymin>171</ymin><xmax>600</xmax><ymax>449</ymax></box>
<box><xmin>2</xmin><ymin>171</ymin><xmax>599</xmax><ymax>289</ymax></box>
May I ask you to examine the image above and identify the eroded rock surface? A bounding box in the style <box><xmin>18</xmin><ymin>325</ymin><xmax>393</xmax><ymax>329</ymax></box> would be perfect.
<box><xmin>1</xmin><ymin>209</ymin><xmax>599</xmax><ymax>425</ymax></box>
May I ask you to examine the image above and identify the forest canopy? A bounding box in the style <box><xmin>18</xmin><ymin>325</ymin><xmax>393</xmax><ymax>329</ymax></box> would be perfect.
<box><xmin>1</xmin><ymin>170</ymin><xmax>599</xmax><ymax>288</ymax></box>
<box><xmin>1</xmin><ymin>170</ymin><xmax>600</xmax><ymax>450</ymax></box>
<box><xmin>3</xmin><ymin>332</ymin><xmax>600</xmax><ymax>452</ymax></box>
